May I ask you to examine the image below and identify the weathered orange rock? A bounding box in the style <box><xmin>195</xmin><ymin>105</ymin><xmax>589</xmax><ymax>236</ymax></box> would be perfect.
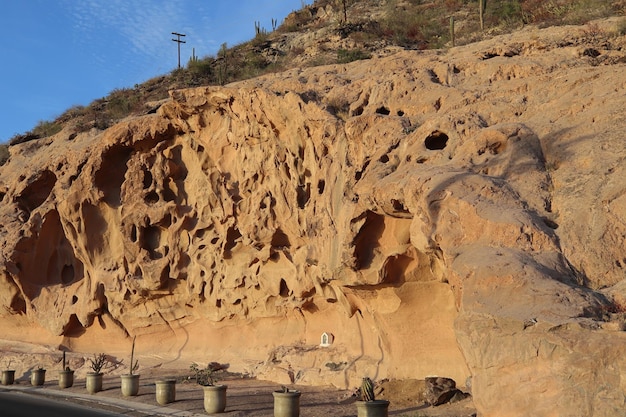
<box><xmin>1</xmin><ymin>18</ymin><xmax>625</xmax><ymax>417</ymax></box>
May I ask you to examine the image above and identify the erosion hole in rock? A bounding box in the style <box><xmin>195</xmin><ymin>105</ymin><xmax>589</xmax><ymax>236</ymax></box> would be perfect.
<box><xmin>355</xmin><ymin>160</ymin><xmax>370</xmax><ymax>181</ymax></box>
<box><xmin>391</xmin><ymin>199</ymin><xmax>410</xmax><ymax>214</ymax></box>
<box><xmin>17</xmin><ymin>169</ymin><xmax>57</xmax><ymax>213</ymax></box>
<box><xmin>397</xmin><ymin>110</ymin><xmax>405</xmax><ymax>116</ymax></box>
<box><xmin>353</xmin><ymin>211</ymin><xmax>385</xmax><ymax>270</ymax></box>
<box><xmin>133</xmin><ymin>265</ymin><xmax>143</xmax><ymax>279</ymax></box>
<box><xmin>142</xmin><ymin>168</ymin><xmax>153</xmax><ymax>189</ymax></box>
<box><xmin>163</xmin><ymin>183</ymin><xmax>177</xmax><ymax>202</ymax></box>
<box><xmin>271</xmin><ymin>228</ymin><xmax>291</xmax><ymax>248</ymax></box>
<box><xmin>318</xmin><ymin>179</ymin><xmax>326</xmax><ymax>194</ymax></box>
<box><xmin>61</xmin><ymin>264</ymin><xmax>75</xmax><ymax>284</ymax></box>
<box><xmin>382</xmin><ymin>254</ymin><xmax>413</xmax><ymax>285</ymax></box>
<box><xmin>63</xmin><ymin>314</ymin><xmax>86</xmax><ymax>338</ymax></box>
<box><xmin>543</xmin><ymin>218</ymin><xmax>559</xmax><ymax>229</ymax></box>
<box><xmin>82</xmin><ymin>202</ymin><xmax>107</xmax><ymax>254</ymax></box>
<box><xmin>376</xmin><ymin>106</ymin><xmax>390</xmax><ymax>115</ymax></box>
<box><xmin>181</xmin><ymin>216</ymin><xmax>198</xmax><ymax>231</ymax></box>
<box><xmin>379</xmin><ymin>154</ymin><xmax>390</xmax><ymax>163</ymax></box>
<box><xmin>10</xmin><ymin>293</ymin><xmax>26</xmax><ymax>314</ymax></box>
<box><xmin>284</xmin><ymin>163</ymin><xmax>292</xmax><ymax>181</ymax></box>
<box><xmin>486</xmin><ymin>141</ymin><xmax>505</xmax><ymax>155</ymax></box>
<box><xmin>425</xmin><ymin>131</ymin><xmax>449</xmax><ymax>150</ymax></box>
<box><xmin>145</xmin><ymin>191</ymin><xmax>159</xmax><ymax>204</ymax></box>
<box><xmin>94</xmin><ymin>144</ymin><xmax>132</xmax><ymax>207</ymax></box>
<box><xmin>35</xmin><ymin>210</ymin><xmax>85</xmax><ymax>287</ymax></box>
<box><xmin>166</xmin><ymin>145</ymin><xmax>189</xmax><ymax>180</ymax></box>
<box><xmin>296</xmin><ymin>183</ymin><xmax>310</xmax><ymax>209</ymax></box>
<box><xmin>160</xmin><ymin>265</ymin><xmax>171</xmax><ymax>289</ymax></box>
<box><xmin>159</xmin><ymin>213</ymin><xmax>172</xmax><ymax>228</ymax></box>
<box><xmin>72</xmin><ymin>295</ymin><xmax>78</xmax><ymax>305</ymax></box>
<box><xmin>142</xmin><ymin>225</ymin><xmax>163</xmax><ymax>259</ymax></box>
<box><xmin>279</xmin><ymin>279</ymin><xmax>290</xmax><ymax>297</ymax></box>
<box><xmin>223</xmin><ymin>226</ymin><xmax>242</xmax><ymax>259</ymax></box>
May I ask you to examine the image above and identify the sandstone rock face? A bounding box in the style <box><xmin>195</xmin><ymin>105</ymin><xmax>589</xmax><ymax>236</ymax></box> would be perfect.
<box><xmin>1</xmin><ymin>19</ymin><xmax>626</xmax><ymax>417</ymax></box>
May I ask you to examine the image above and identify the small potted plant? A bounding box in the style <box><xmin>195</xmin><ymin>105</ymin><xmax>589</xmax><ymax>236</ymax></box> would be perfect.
<box><xmin>273</xmin><ymin>385</ymin><xmax>301</xmax><ymax>417</ymax></box>
<box><xmin>355</xmin><ymin>377</ymin><xmax>389</xmax><ymax>417</ymax></box>
<box><xmin>120</xmin><ymin>336</ymin><xmax>140</xmax><ymax>396</ymax></box>
<box><xmin>190</xmin><ymin>362</ymin><xmax>227</xmax><ymax>414</ymax></box>
<box><xmin>86</xmin><ymin>353</ymin><xmax>111</xmax><ymax>394</ymax></box>
<box><xmin>1</xmin><ymin>359</ymin><xmax>16</xmax><ymax>385</ymax></box>
<box><xmin>58</xmin><ymin>350</ymin><xmax>74</xmax><ymax>388</ymax></box>
<box><xmin>31</xmin><ymin>366</ymin><xmax>46</xmax><ymax>386</ymax></box>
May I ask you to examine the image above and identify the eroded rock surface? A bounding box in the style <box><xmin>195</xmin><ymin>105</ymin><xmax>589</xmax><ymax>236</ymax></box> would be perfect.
<box><xmin>1</xmin><ymin>19</ymin><xmax>626</xmax><ymax>417</ymax></box>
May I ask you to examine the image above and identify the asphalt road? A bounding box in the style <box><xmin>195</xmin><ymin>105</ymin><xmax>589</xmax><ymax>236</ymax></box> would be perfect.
<box><xmin>0</xmin><ymin>390</ymin><xmax>124</xmax><ymax>417</ymax></box>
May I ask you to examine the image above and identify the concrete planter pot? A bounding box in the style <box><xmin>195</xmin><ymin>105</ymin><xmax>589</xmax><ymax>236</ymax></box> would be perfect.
<box><xmin>1</xmin><ymin>370</ymin><xmax>15</xmax><ymax>385</ymax></box>
<box><xmin>273</xmin><ymin>390</ymin><xmax>301</xmax><ymax>417</ymax></box>
<box><xmin>31</xmin><ymin>369</ymin><xmax>46</xmax><ymax>386</ymax></box>
<box><xmin>155</xmin><ymin>379</ymin><xmax>176</xmax><ymax>405</ymax></box>
<box><xmin>86</xmin><ymin>372</ymin><xmax>103</xmax><ymax>394</ymax></box>
<box><xmin>121</xmin><ymin>374</ymin><xmax>140</xmax><ymax>396</ymax></box>
<box><xmin>203</xmin><ymin>384</ymin><xmax>227</xmax><ymax>414</ymax></box>
<box><xmin>355</xmin><ymin>400</ymin><xmax>390</xmax><ymax>417</ymax></box>
<box><xmin>58</xmin><ymin>369</ymin><xmax>74</xmax><ymax>388</ymax></box>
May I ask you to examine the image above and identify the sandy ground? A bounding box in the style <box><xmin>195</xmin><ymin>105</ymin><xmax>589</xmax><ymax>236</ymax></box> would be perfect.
<box><xmin>2</xmin><ymin>366</ymin><xmax>477</xmax><ymax>417</ymax></box>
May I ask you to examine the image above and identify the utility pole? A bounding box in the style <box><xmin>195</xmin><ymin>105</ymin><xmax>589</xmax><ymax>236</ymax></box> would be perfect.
<box><xmin>171</xmin><ymin>32</ymin><xmax>186</xmax><ymax>69</ymax></box>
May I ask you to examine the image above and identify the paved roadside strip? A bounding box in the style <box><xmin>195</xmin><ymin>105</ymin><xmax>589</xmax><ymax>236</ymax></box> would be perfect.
<box><xmin>0</xmin><ymin>371</ymin><xmax>376</xmax><ymax>417</ymax></box>
<box><xmin>1</xmin><ymin>383</ymin><xmax>206</xmax><ymax>417</ymax></box>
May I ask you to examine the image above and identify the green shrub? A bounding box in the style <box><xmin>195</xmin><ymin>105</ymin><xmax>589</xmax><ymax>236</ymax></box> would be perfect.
<box><xmin>382</xmin><ymin>1</ymin><xmax>451</xmax><ymax>48</ymax></box>
<box><xmin>0</xmin><ymin>144</ymin><xmax>9</xmax><ymax>166</ymax></box>
<box><xmin>337</xmin><ymin>48</ymin><xmax>371</xmax><ymax>63</ymax></box>
<box><xmin>106</xmin><ymin>88</ymin><xmax>141</xmax><ymax>120</ymax></box>
<box><xmin>187</xmin><ymin>58</ymin><xmax>214</xmax><ymax>77</ymax></box>
<box><xmin>618</xmin><ymin>18</ymin><xmax>626</xmax><ymax>36</ymax></box>
<box><xmin>32</xmin><ymin>120</ymin><xmax>62</xmax><ymax>138</ymax></box>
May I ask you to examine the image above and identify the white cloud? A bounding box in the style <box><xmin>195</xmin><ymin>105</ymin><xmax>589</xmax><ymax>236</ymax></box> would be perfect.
<box><xmin>61</xmin><ymin>0</ymin><xmax>197</xmax><ymax>80</ymax></box>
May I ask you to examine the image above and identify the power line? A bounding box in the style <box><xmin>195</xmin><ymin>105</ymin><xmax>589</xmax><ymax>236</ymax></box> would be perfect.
<box><xmin>171</xmin><ymin>32</ymin><xmax>186</xmax><ymax>69</ymax></box>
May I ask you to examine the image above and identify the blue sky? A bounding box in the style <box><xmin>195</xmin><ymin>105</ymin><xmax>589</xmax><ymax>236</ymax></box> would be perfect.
<box><xmin>0</xmin><ymin>0</ymin><xmax>313</xmax><ymax>143</ymax></box>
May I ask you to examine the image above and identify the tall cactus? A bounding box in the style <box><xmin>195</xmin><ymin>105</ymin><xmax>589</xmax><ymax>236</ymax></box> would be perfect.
<box><xmin>450</xmin><ymin>16</ymin><xmax>455</xmax><ymax>47</ymax></box>
<box><xmin>361</xmin><ymin>377</ymin><xmax>375</xmax><ymax>401</ymax></box>
<box><xmin>479</xmin><ymin>0</ymin><xmax>486</xmax><ymax>30</ymax></box>
<box><xmin>129</xmin><ymin>335</ymin><xmax>139</xmax><ymax>375</ymax></box>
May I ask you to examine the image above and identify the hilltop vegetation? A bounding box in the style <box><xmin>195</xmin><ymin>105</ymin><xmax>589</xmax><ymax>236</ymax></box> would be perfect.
<box><xmin>3</xmin><ymin>0</ymin><xmax>625</xmax><ymax>159</ymax></box>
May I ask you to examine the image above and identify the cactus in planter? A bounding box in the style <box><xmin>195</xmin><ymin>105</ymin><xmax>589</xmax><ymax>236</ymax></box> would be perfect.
<box><xmin>121</xmin><ymin>336</ymin><xmax>140</xmax><ymax>396</ymax></box>
<box><xmin>356</xmin><ymin>377</ymin><xmax>389</xmax><ymax>417</ymax></box>
<box><xmin>59</xmin><ymin>350</ymin><xmax>74</xmax><ymax>388</ymax></box>
<box><xmin>89</xmin><ymin>353</ymin><xmax>111</xmax><ymax>374</ymax></box>
<box><xmin>86</xmin><ymin>353</ymin><xmax>111</xmax><ymax>394</ymax></box>
<box><xmin>361</xmin><ymin>377</ymin><xmax>375</xmax><ymax>401</ymax></box>
<box><xmin>129</xmin><ymin>335</ymin><xmax>139</xmax><ymax>375</ymax></box>
<box><xmin>191</xmin><ymin>362</ymin><xmax>228</xmax><ymax>413</ymax></box>
<box><xmin>1</xmin><ymin>359</ymin><xmax>15</xmax><ymax>385</ymax></box>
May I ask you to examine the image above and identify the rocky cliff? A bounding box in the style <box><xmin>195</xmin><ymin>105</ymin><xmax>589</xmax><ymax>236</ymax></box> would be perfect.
<box><xmin>1</xmin><ymin>18</ymin><xmax>626</xmax><ymax>417</ymax></box>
